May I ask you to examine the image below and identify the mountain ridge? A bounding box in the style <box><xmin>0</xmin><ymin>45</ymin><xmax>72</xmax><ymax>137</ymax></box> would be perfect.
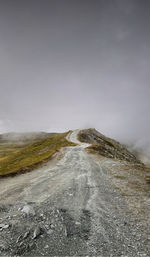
<box><xmin>78</xmin><ymin>128</ymin><xmax>143</xmax><ymax>164</ymax></box>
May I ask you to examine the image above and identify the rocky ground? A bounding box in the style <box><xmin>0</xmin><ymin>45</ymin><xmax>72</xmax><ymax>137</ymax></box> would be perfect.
<box><xmin>0</xmin><ymin>130</ymin><xmax>149</xmax><ymax>256</ymax></box>
<box><xmin>78</xmin><ymin>128</ymin><xmax>142</xmax><ymax>163</ymax></box>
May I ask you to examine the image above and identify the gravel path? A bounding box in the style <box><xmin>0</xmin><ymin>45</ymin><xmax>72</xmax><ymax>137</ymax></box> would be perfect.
<box><xmin>0</xmin><ymin>130</ymin><xmax>149</xmax><ymax>256</ymax></box>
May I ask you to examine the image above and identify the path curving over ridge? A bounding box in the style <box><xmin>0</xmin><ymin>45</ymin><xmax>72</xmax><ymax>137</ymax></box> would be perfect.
<box><xmin>0</xmin><ymin>130</ymin><xmax>149</xmax><ymax>256</ymax></box>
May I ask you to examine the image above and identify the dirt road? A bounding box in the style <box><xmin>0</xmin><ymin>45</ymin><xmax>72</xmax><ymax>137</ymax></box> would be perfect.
<box><xmin>0</xmin><ymin>130</ymin><xmax>149</xmax><ymax>256</ymax></box>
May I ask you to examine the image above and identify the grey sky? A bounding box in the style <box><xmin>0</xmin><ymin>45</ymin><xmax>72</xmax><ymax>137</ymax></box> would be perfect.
<box><xmin>0</xmin><ymin>0</ymin><xmax>150</xmax><ymax>144</ymax></box>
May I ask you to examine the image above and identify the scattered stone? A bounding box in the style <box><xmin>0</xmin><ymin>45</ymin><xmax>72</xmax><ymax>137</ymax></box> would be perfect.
<box><xmin>0</xmin><ymin>223</ymin><xmax>9</xmax><ymax>229</ymax></box>
<box><xmin>3</xmin><ymin>224</ymin><xmax>9</xmax><ymax>229</ymax></box>
<box><xmin>44</xmin><ymin>245</ymin><xmax>49</xmax><ymax>249</ymax></box>
<box><xmin>79</xmin><ymin>128</ymin><xmax>142</xmax><ymax>163</ymax></box>
<box><xmin>64</xmin><ymin>226</ymin><xmax>67</xmax><ymax>236</ymax></box>
<box><xmin>0</xmin><ymin>224</ymin><xmax>5</xmax><ymax>228</ymax></box>
<box><xmin>22</xmin><ymin>205</ymin><xmax>35</xmax><ymax>216</ymax></box>
<box><xmin>75</xmin><ymin>221</ymin><xmax>81</xmax><ymax>225</ymax></box>
<box><xmin>32</xmin><ymin>226</ymin><xmax>41</xmax><ymax>239</ymax></box>
<box><xmin>23</xmin><ymin>231</ymin><xmax>30</xmax><ymax>239</ymax></box>
<box><xmin>47</xmin><ymin>229</ymin><xmax>53</xmax><ymax>235</ymax></box>
<box><xmin>16</xmin><ymin>235</ymin><xmax>22</xmax><ymax>243</ymax></box>
<box><xmin>19</xmin><ymin>241</ymin><xmax>24</xmax><ymax>247</ymax></box>
<box><xmin>40</xmin><ymin>214</ymin><xmax>46</xmax><ymax>221</ymax></box>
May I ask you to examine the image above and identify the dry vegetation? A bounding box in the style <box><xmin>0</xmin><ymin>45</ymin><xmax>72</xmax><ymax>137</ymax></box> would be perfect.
<box><xmin>0</xmin><ymin>132</ymin><xmax>75</xmax><ymax>176</ymax></box>
<box><xmin>78</xmin><ymin>129</ymin><xmax>150</xmax><ymax>190</ymax></box>
<box><xmin>78</xmin><ymin>129</ymin><xmax>142</xmax><ymax>163</ymax></box>
<box><xmin>105</xmin><ymin>160</ymin><xmax>150</xmax><ymax>225</ymax></box>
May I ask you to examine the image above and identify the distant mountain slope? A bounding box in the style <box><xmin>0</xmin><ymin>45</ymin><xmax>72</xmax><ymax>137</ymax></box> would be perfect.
<box><xmin>0</xmin><ymin>132</ymin><xmax>57</xmax><ymax>144</ymax></box>
<box><xmin>78</xmin><ymin>128</ymin><xmax>142</xmax><ymax>164</ymax></box>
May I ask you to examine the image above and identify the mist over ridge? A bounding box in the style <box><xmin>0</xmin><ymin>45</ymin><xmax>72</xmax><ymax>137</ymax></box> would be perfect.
<box><xmin>0</xmin><ymin>0</ymin><xmax>150</xmax><ymax>159</ymax></box>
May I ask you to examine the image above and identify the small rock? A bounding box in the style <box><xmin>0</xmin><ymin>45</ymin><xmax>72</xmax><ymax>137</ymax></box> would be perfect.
<box><xmin>32</xmin><ymin>226</ymin><xmax>41</xmax><ymax>239</ymax></box>
<box><xmin>3</xmin><ymin>224</ymin><xmax>9</xmax><ymax>229</ymax></box>
<box><xmin>75</xmin><ymin>221</ymin><xmax>81</xmax><ymax>225</ymax></box>
<box><xmin>23</xmin><ymin>231</ymin><xmax>30</xmax><ymax>239</ymax></box>
<box><xmin>64</xmin><ymin>227</ymin><xmax>67</xmax><ymax>236</ymax></box>
<box><xmin>0</xmin><ymin>224</ymin><xmax>5</xmax><ymax>228</ymax></box>
<box><xmin>18</xmin><ymin>241</ymin><xmax>24</xmax><ymax>247</ymax></box>
<box><xmin>47</xmin><ymin>229</ymin><xmax>53</xmax><ymax>235</ymax></box>
<box><xmin>16</xmin><ymin>235</ymin><xmax>22</xmax><ymax>243</ymax></box>
<box><xmin>0</xmin><ymin>224</ymin><xmax>9</xmax><ymax>229</ymax></box>
<box><xmin>22</xmin><ymin>205</ymin><xmax>35</xmax><ymax>216</ymax></box>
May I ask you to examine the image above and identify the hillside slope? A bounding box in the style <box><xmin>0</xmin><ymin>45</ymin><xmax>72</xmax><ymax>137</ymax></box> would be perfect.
<box><xmin>78</xmin><ymin>128</ymin><xmax>142</xmax><ymax>164</ymax></box>
<box><xmin>0</xmin><ymin>132</ymin><xmax>75</xmax><ymax>176</ymax></box>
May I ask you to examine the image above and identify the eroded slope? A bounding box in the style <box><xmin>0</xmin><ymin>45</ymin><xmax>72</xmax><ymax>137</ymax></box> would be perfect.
<box><xmin>79</xmin><ymin>128</ymin><xmax>142</xmax><ymax>163</ymax></box>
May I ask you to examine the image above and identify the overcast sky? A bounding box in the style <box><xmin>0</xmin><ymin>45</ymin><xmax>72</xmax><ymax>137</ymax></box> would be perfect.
<box><xmin>0</xmin><ymin>0</ymin><xmax>150</xmax><ymax>143</ymax></box>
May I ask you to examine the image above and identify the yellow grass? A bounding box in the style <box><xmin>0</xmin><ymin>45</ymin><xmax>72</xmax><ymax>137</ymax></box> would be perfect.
<box><xmin>0</xmin><ymin>132</ymin><xmax>75</xmax><ymax>176</ymax></box>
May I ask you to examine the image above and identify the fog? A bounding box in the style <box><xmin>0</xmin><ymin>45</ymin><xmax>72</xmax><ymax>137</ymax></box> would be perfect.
<box><xmin>0</xmin><ymin>0</ymin><xmax>150</xmax><ymax>150</ymax></box>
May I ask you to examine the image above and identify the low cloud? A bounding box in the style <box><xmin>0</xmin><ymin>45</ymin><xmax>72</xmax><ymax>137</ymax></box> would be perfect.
<box><xmin>0</xmin><ymin>0</ymin><xmax>149</xmax><ymax>163</ymax></box>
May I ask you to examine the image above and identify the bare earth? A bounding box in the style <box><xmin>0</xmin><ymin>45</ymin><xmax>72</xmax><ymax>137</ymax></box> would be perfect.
<box><xmin>0</xmin><ymin>130</ymin><xmax>149</xmax><ymax>256</ymax></box>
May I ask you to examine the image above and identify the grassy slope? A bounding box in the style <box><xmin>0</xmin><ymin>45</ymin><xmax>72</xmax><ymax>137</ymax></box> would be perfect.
<box><xmin>0</xmin><ymin>132</ymin><xmax>75</xmax><ymax>176</ymax></box>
